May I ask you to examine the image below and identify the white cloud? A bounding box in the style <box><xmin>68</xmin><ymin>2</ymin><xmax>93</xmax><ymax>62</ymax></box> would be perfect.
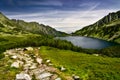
<box><xmin>6</xmin><ymin>9</ymin><xmax>118</xmax><ymax>33</ymax></box>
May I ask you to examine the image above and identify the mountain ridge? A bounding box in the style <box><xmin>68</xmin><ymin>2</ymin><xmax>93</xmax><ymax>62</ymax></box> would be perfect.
<box><xmin>73</xmin><ymin>10</ymin><xmax>120</xmax><ymax>43</ymax></box>
<box><xmin>0</xmin><ymin>12</ymin><xmax>67</xmax><ymax>37</ymax></box>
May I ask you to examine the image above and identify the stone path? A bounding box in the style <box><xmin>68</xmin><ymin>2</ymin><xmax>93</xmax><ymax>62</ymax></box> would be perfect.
<box><xmin>3</xmin><ymin>47</ymin><xmax>63</xmax><ymax>80</ymax></box>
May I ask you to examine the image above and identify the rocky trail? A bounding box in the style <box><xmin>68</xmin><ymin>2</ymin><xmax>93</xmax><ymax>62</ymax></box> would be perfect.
<box><xmin>3</xmin><ymin>47</ymin><xmax>74</xmax><ymax>80</ymax></box>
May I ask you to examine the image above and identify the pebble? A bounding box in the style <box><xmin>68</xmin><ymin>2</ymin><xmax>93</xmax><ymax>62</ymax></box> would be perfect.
<box><xmin>26</xmin><ymin>47</ymin><xmax>33</xmax><ymax>51</ymax></box>
<box><xmin>55</xmin><ymin>77</ymin><xmax>61</xmax><ymax>80</ymax></box>
<box><xmin>48</xmin><ymin>63</ymin><xmax>53</xmax><ymax>66</ymax></box>
<box><xmin>46</xmin><ymin>59</ymin><xmax>51</xmax><ymax>63</ymax></box>
<box><xmin>11</xmin><ymin>62</ymin><xmax>19</xmax><ymax>68</ymax></box>
<box><xmin>72</xmin><ymin>74</ymin><xmax>80</xmax><ymax>80</ymax></box>
<box><xmin>61</xmin><ymin>66</ymin><xmax>66</xmax><ymax>71</ymax></box>
<box><xmin>36</xmin><ymin>58</ymin><xmax>43</xmax><ymax>64</ymax></box>
<box><xmin>11</xmin><ymin>55</ymin><xmax>17</xmax><ymax>59</ymax></box>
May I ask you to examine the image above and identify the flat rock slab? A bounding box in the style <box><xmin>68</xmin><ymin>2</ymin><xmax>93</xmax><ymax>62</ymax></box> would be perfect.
<box><xmin>11</xmin><ymin>62</ymin><xmax>19</xmax><ymax>68</ymax></box>
<box><xmin>36</xmin><ymin>72</ymin><xmax>53</xmax><ymax>80</ymax></box>
<box><xmin>16</xmin><ymin>73</ymin><xmax>31</xmax><ymax>80</ymax></box>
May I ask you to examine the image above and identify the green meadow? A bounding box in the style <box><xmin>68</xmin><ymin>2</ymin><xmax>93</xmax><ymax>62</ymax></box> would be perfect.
<box><xmin>40</xmin><ymin>46</ymin><xmax>120</xmax><ymax>80</ymax></box>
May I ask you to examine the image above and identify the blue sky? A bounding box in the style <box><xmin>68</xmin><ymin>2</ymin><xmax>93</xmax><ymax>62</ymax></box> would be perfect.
<box><xmin>0</xmin><ymin>0</ymin><xmax>120</xmax><ymax>33</ymax></box>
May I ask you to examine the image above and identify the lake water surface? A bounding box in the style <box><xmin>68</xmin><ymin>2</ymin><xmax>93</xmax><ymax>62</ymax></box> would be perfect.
<box><xmin>56</xmin><ymin>36</ymin><xmax>118</xmax><ymax>49</ymax></box>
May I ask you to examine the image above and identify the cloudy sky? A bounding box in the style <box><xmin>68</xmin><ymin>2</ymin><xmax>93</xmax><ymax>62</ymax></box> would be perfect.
<box><xmin>0</xmin><ymin>0</ymin><xmax>120</xmax><ymax>33</ymax></box>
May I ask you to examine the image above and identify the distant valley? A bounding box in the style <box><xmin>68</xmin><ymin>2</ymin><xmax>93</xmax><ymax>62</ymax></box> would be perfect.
<box><xmin>0</xmin><ymin>10</ymin><xmax>120</xmax><ymax>80</ymax></box>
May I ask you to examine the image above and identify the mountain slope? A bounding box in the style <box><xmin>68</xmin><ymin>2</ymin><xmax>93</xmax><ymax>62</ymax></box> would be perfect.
<box><xmin>0</xmin><ymin>12</ymin><xmax>21</xmax><ymax>34</ymax></box>
<box><xmin>73</xmin><ymin>10</ymin><xmax>120</xmax><ymax>43</ymax></box>
<box><xmin>12</xmin><ymin>19</ymin><xmax>67</xmax><ymax>36</ymax></box>
<box><xmin>0</xmin><ymin>12</ymin><xmax>67</xmax><ymax>36</ymax></box>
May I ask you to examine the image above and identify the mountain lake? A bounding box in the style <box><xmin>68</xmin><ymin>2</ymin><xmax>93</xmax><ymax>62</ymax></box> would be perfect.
<box><xmin>56</xmin><ymin>36</ymin><xmax>119</xmax><ymax>49</ymax></box>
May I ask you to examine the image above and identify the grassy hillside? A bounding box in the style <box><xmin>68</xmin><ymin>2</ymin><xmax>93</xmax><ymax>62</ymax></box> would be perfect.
<box><xmin>12</xmin><ymin>19</ymin><xmax>67</xmax><ymax>36</ymax></box>
<box><xmin>0</xmin><ymin>34</ymin><xmax>77</xmax><ymax>54</ymax></box>
<box><xmin>40</xmin><ymin>46</ymin><xmax>120</xmax><ymax>80</ymax></box>
<box><xmin>0</xmin><ymin>34</ymin><xmax>88</xmax><ymax>58</ymax></box>
<box><xmin>0</xmin><ymin>12</ymin><xmax>67</xmax><ymax>36</ymax></box>
<box><xmin>73</xmin><ymin>10</ymin><xmax>120</xmax><ymax>43</ymax></box>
